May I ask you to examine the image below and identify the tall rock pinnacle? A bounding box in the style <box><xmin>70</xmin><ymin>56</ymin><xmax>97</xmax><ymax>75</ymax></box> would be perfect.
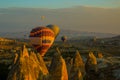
<box><xmin>70</xmin><ymin>50</ymin><xmax>85</xmax><ymax>80</ymax></box>
<box><xmin>49</xmin><ymin>50</ymin><xmax>68</xmax><ymax>80</ymax></box>
<box><xmin>7</xmin><ymin>45</ymin><xmax>48</xmax><ymax>80</ymax></box>
<box><xmin>85</xmin><ymin>52</ymin><xmax>98</xmax><ymax>73</ymax></box>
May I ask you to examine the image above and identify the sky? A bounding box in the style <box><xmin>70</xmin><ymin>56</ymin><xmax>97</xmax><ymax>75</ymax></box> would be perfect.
<box><xmin>0</xmin><ymin>0</ymin><xmax>120</xmax><ymax>35</ymax></box>
<box><xmin>0</xmin><ymin>0</ymin><xmax>120</xmax><ymax>8</ymax></box>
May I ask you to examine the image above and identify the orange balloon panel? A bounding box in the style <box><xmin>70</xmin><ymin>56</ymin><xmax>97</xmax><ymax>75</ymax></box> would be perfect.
<box><xmin>29</xmin><ymin>27</ymin><xmax>55</xmax><ymax>56</ymax></box>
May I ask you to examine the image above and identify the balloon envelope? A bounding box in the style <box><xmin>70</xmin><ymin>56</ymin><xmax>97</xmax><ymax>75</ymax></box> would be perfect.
<box><xmin>46</xmin><ymin>24</ymin><xmax>60</xmax><ymax>38</ymax></box>
<box><xmin>41</xmin><ymin>16</ymin><xmax>45</xmax><ymax>20</ymax></box>
<box><xmin>29</xmin><ymin>27</ymin><xmax>55</xmax><ymax>56</ymax></box>
<box><xmin>61</xmin><ymin>36</ymin><xmax>67</xmax><ymax>42</ymax></box>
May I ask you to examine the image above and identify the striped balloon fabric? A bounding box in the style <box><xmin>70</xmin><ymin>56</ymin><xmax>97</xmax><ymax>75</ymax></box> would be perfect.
<box><xmin>29</xmin><ymin>27</ymin><xmax>55</xmax><ymax>56</ymax></box>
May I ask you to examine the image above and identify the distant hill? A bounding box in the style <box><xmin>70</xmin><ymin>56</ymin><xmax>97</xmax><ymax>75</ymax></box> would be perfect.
<box><xmin>101</xmin><ymin>35</ymin><xmax>120</xmax><ymax>40</ymax></box>
<box><xmin>0</xmin><ymin>32</ymin><xmax>29</xmax><ymax>39</ymax></box>
<box><xmin>0</xmin><ymin>29</ymin><xmax>118</xmax><ymax>41</ymax></box>
<box><xmin>0</xmin><ymin>37</ymin><xmax>13</xmax><ymax>42</ymax></box>
<box><xmin>112</xmin><ymin>35</ymin><xmax>120</xmax><ymax>39</ymax></box>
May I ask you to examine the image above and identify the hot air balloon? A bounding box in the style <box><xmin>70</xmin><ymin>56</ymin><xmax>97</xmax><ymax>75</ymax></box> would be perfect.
<box><xmin>46</xmin><ymin>24</ymin><xmax>60</xmax><ymax>38</ymax></box>
<box><xmin>41</xmin><ymin>16</ymin><xmax>45</xmax><ymax>20</ymax></box>
<box><xmin>61</xmin><ymin>36</ymin><xmax>67</xmax><ymax>42</ymax></box>
<box><xmin>29</xmin><ymin>26</ymin><xmax>55</xmax><ymax>56</ymax></box>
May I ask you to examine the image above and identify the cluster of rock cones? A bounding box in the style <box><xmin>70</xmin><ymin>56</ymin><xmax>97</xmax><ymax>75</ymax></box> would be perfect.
<box><xmin>7</xmin><ymin>45</ymin><xmax>103</xmax><ymax>80</ymax></box>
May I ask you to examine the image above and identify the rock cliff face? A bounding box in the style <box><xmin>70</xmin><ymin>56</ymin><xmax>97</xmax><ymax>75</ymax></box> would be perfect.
<box><xmin>49</xmin><ymin>52</ymin><xmax>68</xmax><ymax>80</ymax></box>
<box><xmin>7</xmin><ymin>45</ymin><xmax>48</xmax><ymax>80</ymax></box>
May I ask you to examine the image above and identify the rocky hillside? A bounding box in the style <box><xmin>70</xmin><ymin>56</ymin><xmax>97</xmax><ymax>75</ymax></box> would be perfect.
<box><xmin>5</xmin><ymin>45</ymin><xmax>120</xmax><ymax>80</ymax></box>
<box><xmin>7</xmin><ymin>45</ymin><xmax>49</xmax><ymax>80</ymax></box>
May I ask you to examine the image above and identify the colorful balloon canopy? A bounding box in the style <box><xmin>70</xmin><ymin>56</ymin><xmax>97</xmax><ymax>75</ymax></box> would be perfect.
<box><xmin>29</xmin><ymin>26</ymin><xmax>55</xmax><ymax>56</ymax></box>
<box><xmin>61</xmin><ymin>36</ymin><xmax>67</xmax><ymax>42</ymax></box>
<box><xmin>46</xmin><ymin>24</ymin><xmax>60</xmax><ymax>38</ymax></box>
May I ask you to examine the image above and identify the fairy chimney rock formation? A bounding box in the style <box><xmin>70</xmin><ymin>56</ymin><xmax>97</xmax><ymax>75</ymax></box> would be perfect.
<box><xmin>66</xmin><ymin>57</ymin><xmax>73</xmax><ymax>76</ymax></box>
<box><xmin>36</xmin><ymin>53</ymin><xmax>49</xmax><ymax>75</ymax></box>
<box><xmin>7</xmin><ymin>45</ymin><xmax>49</xmax><ymax>80</ymax></box>
<box><xmin>49</xmin><ymin>52</ymin><xmax>68</xmax><ymax>80</ymax></box>
<box><xmin>71</xmin><ymin>69</ymin><xmax>83</xmax><ymax>80</ymax></box>
<box><xmin>98</xmin><ymin>52</ymin><xmax>103</xmax><ymax>58</ymax></box>
<box><xmin>70</xmin><ymin>50</ymin><xmax>85</xmax><ymax>79</ymax></box>
<box><xmin>13</xmin><ymin>53</ymin><xmax>18</xmax><ymax>64</ymax></box>
<box><xmin>22</xmin><ymin>45</ymin><xmax>29</xmax><ymax>57</ymax></box>
<box><xmin>85</xmin><ymin>52</ymin><xmax>98</xmax><ymax>73</ymax></box>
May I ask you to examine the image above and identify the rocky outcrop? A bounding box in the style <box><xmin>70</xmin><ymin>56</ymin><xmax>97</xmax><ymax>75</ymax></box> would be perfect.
<box><xmin>85</xmin><ymin>52</ymin><xmax>98</xmax><ymax>80</ymax></box>
<box><xmin>7</xmin><ymin>45</ymin><xmax>48</xmax><ymax>80</ymax></box>
<box><xmin>49</xmin><ymin>50</ymin><xmax>68</xmax><ymax>80</ymax></box>
<box><xmin>71</xmin><ymin>69</ymin><xmax>83</xmax><ymax>80</ymax></box>
<box><xmin>98</xmin><ymin>52</ymin><xmax>103</xmax><ymax>58</ymax></box>
<box><xmin>66</xmin><ymin>57</ymin><xmax>73</xmax><ymax>76</ymax></box>
<box><xmin>69</xmin><ymin>50</ymin><xmax>85</xmax><ymax>80</ymax></box>
<box><xmin>85</xmin><ymin>52</ymin><xmax>98</xmax><ymax>73</ymax></box>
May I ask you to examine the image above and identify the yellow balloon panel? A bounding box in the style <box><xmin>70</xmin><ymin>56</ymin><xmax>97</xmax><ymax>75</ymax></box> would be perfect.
<box><xmin>46</xmin><ymin>24</ymin><xmax>60</xmax><ymax>38</ymax></box>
